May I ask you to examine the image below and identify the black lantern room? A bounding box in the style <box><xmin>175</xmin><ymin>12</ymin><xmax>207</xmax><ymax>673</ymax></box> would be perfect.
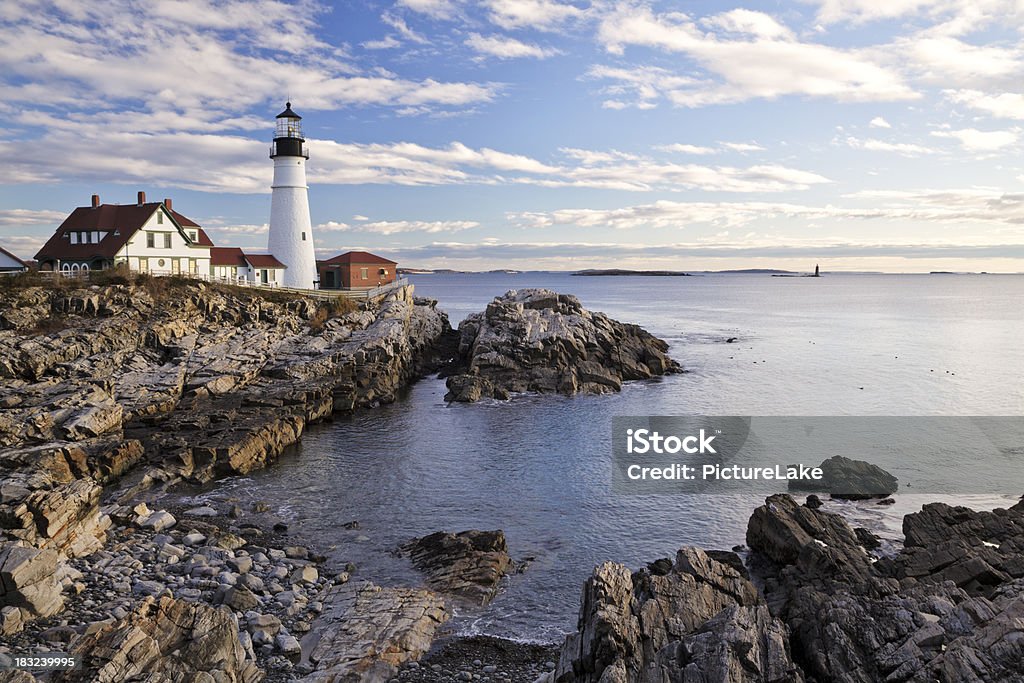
<box><xmin>270</xmin><ymin>102</ymin><xmax>309</xmax><ymax>159</ymax></box>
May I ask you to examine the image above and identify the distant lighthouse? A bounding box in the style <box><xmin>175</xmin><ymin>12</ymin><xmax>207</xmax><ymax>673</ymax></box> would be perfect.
<box><xmin>268</xmin><ymin>102</ymin><xmax>317</xmax><ymax>289</ymax></box>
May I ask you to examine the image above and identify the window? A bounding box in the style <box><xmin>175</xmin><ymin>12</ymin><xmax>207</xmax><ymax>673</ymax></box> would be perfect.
<box><xmin>163</xmin><ymin>233</ymin><xmax>171</xmax><ymax>249</ymax></box>
<box><xmin>146</xmin><ymin>232</ymin><xmax>155</xmax><ymax>248</ymax></box>
<box><xmin>189</xmin><ymin>231</ymin><xmax>197</xmax><ymax>241</ymax></box>
<box><xmin>91</xmin><ymin>231</ymin><xmax>100</xmax><ymax>243</ymax></box>
<box><xmin>361</xmin><ymin>267</ymin><xmax>368</xmax><ymax>279</ymax></box>
<box><xmin>301</xmin><ymin>232</ymin><xmax>306</xmax><ymax>241</ymax></box>
<box><xmin>70</xmin><ymin>232</ymin><xmax>79</xmax><ymax>244</ymax></box>
<box><xmin>157</xmin><ymin>212</ymin><xmax>164</xmax><ymax>225</ymax></box>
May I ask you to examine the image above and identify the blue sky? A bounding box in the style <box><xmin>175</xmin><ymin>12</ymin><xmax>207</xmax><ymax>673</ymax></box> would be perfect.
<box><xmin>2</xmin><ymin>0</ymin><xmax>1024</xmax><ymax>271</ymax></box>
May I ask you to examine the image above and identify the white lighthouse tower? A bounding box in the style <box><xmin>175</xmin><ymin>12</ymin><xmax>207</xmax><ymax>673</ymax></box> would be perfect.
<box><xmin>268</xmin><ymin>102</ymin><xmax>317</xmax><ymax>289</ymax></box>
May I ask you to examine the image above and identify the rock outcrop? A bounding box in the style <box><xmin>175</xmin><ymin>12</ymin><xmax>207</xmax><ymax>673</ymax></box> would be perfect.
<box><xmin>444</xmin><ymin>289</ymin><xmax>680</xmax><ymax>402</ymax></box>
<box><xmin>0</xmin><ymin>279</ymin><xmax>454</xmax><ymax>637</ymax></box>
<box><xmin>55</xmin><ymin>595</ymin><xmax>261</xmax><ymax>682</ymax></box>
<box><xmin>302</xmin><ymin>581</ymin><xmax>449</xmax><ymax>682</ymax></box>
<box><xmin>747</xmin><ymin>494</ymin><xmax>1024</xmax><ymax>682</ymax></box>
<box><xmin>552</xmin><ymin>548</ymin><xmax>804</xmax><ymax>682</ymax></box>
<box><xmin>403</xmin><ymin>529</ymin><xmax>513</xmax><ymax>605</ymax></box>
<box><xmin>553</xmin><ymin>495</ymin><xmax>1024</xmax><ymax>682</ymax></box>
<box><xmin>789</xmin><ymin>455</ymin><xmax>899</xmax><ymax>500</ymax></box>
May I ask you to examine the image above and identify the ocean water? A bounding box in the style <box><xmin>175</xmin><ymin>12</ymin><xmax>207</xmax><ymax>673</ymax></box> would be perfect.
<box><xmin>182</xmin><ymin>273</ymin><xmax>1024</xmax><ymax>643</ymax></box>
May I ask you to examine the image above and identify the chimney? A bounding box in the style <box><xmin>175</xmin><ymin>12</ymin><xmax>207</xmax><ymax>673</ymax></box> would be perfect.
<box><xmin>137</xmin><ymin>191</ymin><xmax>146</xmax><ymax>206</ymax></box>
<box><xmin>164</xmin><ymin>198</ymin><xmax>173</xmax><ymax>211</ymax></box>
<box><xmin>91</xmin><ymin>194</ymin><xmax>100</xmax><ymax>208</ymax></box>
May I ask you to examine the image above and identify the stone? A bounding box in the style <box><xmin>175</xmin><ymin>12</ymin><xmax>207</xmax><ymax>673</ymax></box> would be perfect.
<box><xmin>402</xmin><ymin>530</ymin><xmax>512</xmax><ymax>605</ymax></box>
<box><xmin>185</xmin><ymin>506</ymin><xmax>218</xmax><ymax>517</ymax></box>
<box><xmin>55</xmin><ymin>595</ymin><xmax>260</xmax><ymax>682</ymax></box>
<box><xmin>790</xmin><ymin>455</ymin><xmax>899</xmax><ymax>500</ymax></box>
<box><xmin>290</xmin><ymin>565</ymin><xmax>318</xmax><ymax>584</ymax></box>
<box><xmin>275</xmin><ymin>633</ymin><xmax>301</xmax><ymax>655</ymax></box>
<box><xmin>139</xmin><ymin>510</ymin><xmax>176</xmax><ymax>532</ymax></box>
<box><xmin>444</xmin><ymin>289</ymin><xmax>680</xmax><ymax>402</ymax></box>
<box><xmin>0</xmin><ymin>543</ymin><xmax>64</xmax><ymax>620</ymax></box>
<box><xmin>301</xmin><ymin>581</ymin><xmax>448</xmax><ymax>681</ymax></box>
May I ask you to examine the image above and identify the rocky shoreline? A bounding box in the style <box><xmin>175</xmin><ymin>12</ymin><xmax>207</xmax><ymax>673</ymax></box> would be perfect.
<box><xmin>4</xmin><ymin>280</ymin><xmax>1020</xmax><ymax>682</ymax></box>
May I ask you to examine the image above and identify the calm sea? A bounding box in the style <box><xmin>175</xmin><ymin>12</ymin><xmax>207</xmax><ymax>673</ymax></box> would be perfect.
<box><xmin>182</xmin><ymin>272</ymin><xmax>1024</xmax><ymax>642</ymax></box>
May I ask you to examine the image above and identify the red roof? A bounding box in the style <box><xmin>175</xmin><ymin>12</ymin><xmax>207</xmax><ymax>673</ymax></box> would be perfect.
<box><xmin>210</xmin><ymin>247</ymin><xmax>247</xmax><ymax>267</ymax></box>
<box><xmin>0</xmin><ymin>245</ymin><xmax>27</xmax><ymax>268</ymax></box>
<box><xmin>320</xmin><ymin>251</ymin><xmax>397</xmax><ymax>266</ymax></box>
<box><xmin>35</xmin><ymin>202</ymin><xmax>210</xmax><ymax>262</ymax></box>
<box><xmin>245</xmin><ymin>254</ymin><xmax>285</xmax><ymax>268</ymax></box>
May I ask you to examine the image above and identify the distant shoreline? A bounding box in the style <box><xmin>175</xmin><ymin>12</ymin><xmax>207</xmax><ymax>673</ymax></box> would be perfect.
<box><xmin>571</xmin><ymin>269</ymin><xmax>691</xmax><ymax>277</ymax></box>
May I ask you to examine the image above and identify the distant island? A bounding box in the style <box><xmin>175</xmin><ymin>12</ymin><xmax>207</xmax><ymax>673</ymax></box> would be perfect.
<box><xmin>572</xmin><ymin>269</ymin><xmax>691</xmax><ymax>277</ymax></box>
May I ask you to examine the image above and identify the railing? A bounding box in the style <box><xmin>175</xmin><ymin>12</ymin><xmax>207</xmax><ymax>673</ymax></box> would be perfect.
<box><xmin>30</xmin><ymin>270</ymin><xmax>410</xmax><ymax>301</ymax></box>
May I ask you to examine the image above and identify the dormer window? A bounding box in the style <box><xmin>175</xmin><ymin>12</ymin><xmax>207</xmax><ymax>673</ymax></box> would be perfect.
<box><xmin>70</xmin><ymin>232</ymin><xmax>78</xmax><ymax>244</ymax></box>
<box><xmin>189</xmin><ymin>231</ymin><xmax>197</xmax><ymax>241</ymax></box>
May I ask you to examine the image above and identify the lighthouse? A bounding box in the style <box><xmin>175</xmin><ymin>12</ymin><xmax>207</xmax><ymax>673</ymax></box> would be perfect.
<box><xmin>268</xmin><ymin>102</ymin><xmax>317</xmax><ymax>289</ymax></box>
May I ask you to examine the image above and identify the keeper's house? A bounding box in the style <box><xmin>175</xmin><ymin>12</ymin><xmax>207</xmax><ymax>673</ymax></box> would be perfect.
<box><xmin>0</xmin><ymin>246</ymin><xmax>28</xmax><ymax>273</ymax></box>
<box><xmin>317</xmin><ymin>251</ymin><xmax>397</xmax><ymax>290</ymax></box>
<box><xmin>35</xmin><ymin>192</ymin><xmax>214</xmax><ymax>276</ymax></box>
<box><xmin>210</xmin><ymin>247</ymin><xmax>287</xmax><ymax>287</ymax></box>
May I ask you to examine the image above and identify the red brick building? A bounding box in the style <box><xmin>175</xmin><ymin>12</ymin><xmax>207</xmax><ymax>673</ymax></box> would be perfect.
<box><xmin>317</xmin><ymin>251</ymin><xmax>397</xmax><ymax>290</ymax></box>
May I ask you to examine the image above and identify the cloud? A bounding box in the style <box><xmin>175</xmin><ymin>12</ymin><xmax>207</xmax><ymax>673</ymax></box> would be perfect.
<box><xmin>930</xmin><ymin>127</ymin><xmax>1019</xmax><ymax>151</ymax></box>
<box><xmin>720</xmin><ymin>142</ymin><xmax>766</xmax><ymax>152</ymax></box>
<box><xmin>362</xmin><ymin>36</ymin><xmax>403</xmax><ymax>50</ymax></box>
<box><xmin>483</xmin><ymin>0</ymin><xmax>585</xmax><ymax>30</ymax></box>
<box><xmin>809</xmin><ymin>0</ymin><xmax>945</xmax><ymax>25</ymax></box>
<box><xmin>870</xmin><ymin>116</ymin><xmax>892</xmax><ymax>128</ymax></box>
<box><xmin>700</xmin><ymin>8</ymin><xmax>795</xmax><ymax>39</ymax></box>
<box><xmin>0</xmin><ymin>235</ymin><xmax>46</xmax><ymax>259</ymax></box>
<box><xmin>317</xmin><ymin>219</ymin><xmax>479</xmax><ymax>234</ymax></box>
<box><xmin>595</xmin><ymin>4</ymin><xmax>917</xmax><ymax>107</ymax></box>
<box><xmin>586</xmin><ymin>64</ymin><xmax>700</xmax><ymax>110</ymax></box>
<box><xmin>0</xmin><ymin>209</ymin><xmax>68</xmax><ymax>227</ymax></box>
<box><xmin>945</xmin><ymin>90</ymin><xmax>1024</xmax><ymax>119</ymax></box>
<box><xmin>382</xmin><ymin>12</ymin><xmax>430</xmax><ymax>44</ymax></box>
<box><xmin>844</xmin><ymin>136</ymin><xmax>937</xmax><ymax>155</ymax></box>
<box><xmin>465</xmin><ymin>33</ymin><xmax>561</xmax><ymax>59</ymax></box>
<box><xmin>0</xmin><ymin>0</ymin><xmax>496</xmax><ymax>123</ymax></box>
<box><xmin>396</xmin><ymin>0</ymin><xmax>459</xmax><ymax>19</ymax></box>
<box><xmin>510</xmin><ymin>188</ymin><xmax>1024</xmax><ymax>231</ymax></box>
<box><xmin>658</xmin><ymin>144</ymin><xmax>718</xmax><ymax>155</ymax></box>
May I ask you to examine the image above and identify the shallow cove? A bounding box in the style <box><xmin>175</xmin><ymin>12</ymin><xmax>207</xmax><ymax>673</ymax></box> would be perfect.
<box><xmin>172</xmin><ymin>272</ymin><xmax>1024</xmax><ymax>643</ymax></box>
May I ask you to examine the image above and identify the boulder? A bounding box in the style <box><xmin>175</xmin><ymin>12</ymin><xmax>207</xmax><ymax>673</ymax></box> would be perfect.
<box><xmin>56</xmin><ymin>595</ymin><xmax>261</xmax><ymax>683</ymax></box>
<box><xmin>301</xmin><ymin>581</ymin><xmax>448</xmax><ymax>681</ymax></box>
<box><xmin>552</xmin><ymin>548</ymin><xmax>802</xmax><ymax>682</ymax></box>
<box><xmin>444</xmin><ymin>289</ymin><xmax>680</xmax><ymax>402</ymax></box>
<box><xmin>0</xmin><ymin>543</ymin><xmax>64</xmax><ymax>624</ymax></box>
<box><xmin>790</xmin><ymin>455</ymin><xmax>898</xmax><ymax>500</ymax></box>
<box><xmin>403</xmin><ymin>530</ymin><xmax>513</xmax><ymax>605</ymax></box>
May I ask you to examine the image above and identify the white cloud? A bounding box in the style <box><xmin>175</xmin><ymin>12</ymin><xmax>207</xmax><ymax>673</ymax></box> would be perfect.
<box><xmin>870</xmin><ymin>116</ymin><xmax>892</xmax><ymax>128</ymax></box>
<box><xmin>0</xmin><ymin>0</ymin><xmax>496</xmax><ymax>121</ymax></box>
<box><xmin>809</xmin><ymin>0</ymin><xmax>945</xmax><ymax>25</ymax></box>
<box><xmin>382</xmin><ymin>12</ymin><xmax>430</xmax><ymax>44</ymax></box>
<box><xmin>483</xmin><ymin>0</ymin><xmax>585</xmax><ymax>31</ymax></box>
<box><xmin>700</xmin><ymin>9</ymin><xmax>795</xmax><ymax>39</ymax></box>
<box><xmin>0</xmin><ymin>209</ymin><xmax>68</xmax><ymax>227</ymax></box>
<box><xmin>318</xmin><ymin>219</ymin><xmax>479</xmax><ymax>234</ymax></box>
<box><xmin>658</xmin><ymin>144</ymin><xmax>718</xmax><ymax>155</ymax></box>
<box><xmin>595</xmin><ymin>4</ymin><xmax>917</xmax><ymax>107</ymax></box>
<box><xmin>465</xmin><ymin>33</ymin><xmax>561</xmax><ymax>59</ymax></box>
<box><xmin>511</xmin><ymin>188</ymin><xmax>1024</xmax><ymax>231</ymax></box>
<box><xmin>945</xmin><ymin>90</ymin><xmax>1024</xmax><ymax>119</ymax></box>
<box><xmin>362</xmin><ymin>36</ymin><xmax>402</xmax><ymax>50</ymax></box>
<box><xmin>845</xmin><ymin>136</ymin><xmax>937</xmax><ymax>155</ymax></box>
<box><xmin>396</xmin><ymin>0</ymin><xmax>459</xmax><ymax>19</ymax></box>
<box><xmin>930</xmin><ymin>127</ymin><xmax>1019</xmax><ymax>151</ymax></box>
<box><xmin>586</xmin><ymin>64</ymin><xmax>699</xmax><ymax>110</ymax></box>
<box><xmin>720</xmin><ymin>142</ymin><xmax>766</xmax><ymax>152</ymax></box>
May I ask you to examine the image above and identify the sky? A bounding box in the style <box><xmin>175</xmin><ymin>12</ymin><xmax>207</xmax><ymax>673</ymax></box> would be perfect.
<box><xmin>2</xmin><ymin>0</ymin><xmax>1024</xmax><ymax>272</ymax></box>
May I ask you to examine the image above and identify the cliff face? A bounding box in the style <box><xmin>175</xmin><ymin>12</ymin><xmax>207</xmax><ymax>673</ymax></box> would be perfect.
<box><xmin>0</xmin><ymin>279</ymin><xmax>454</xmax><ymax>633</ymax></box>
